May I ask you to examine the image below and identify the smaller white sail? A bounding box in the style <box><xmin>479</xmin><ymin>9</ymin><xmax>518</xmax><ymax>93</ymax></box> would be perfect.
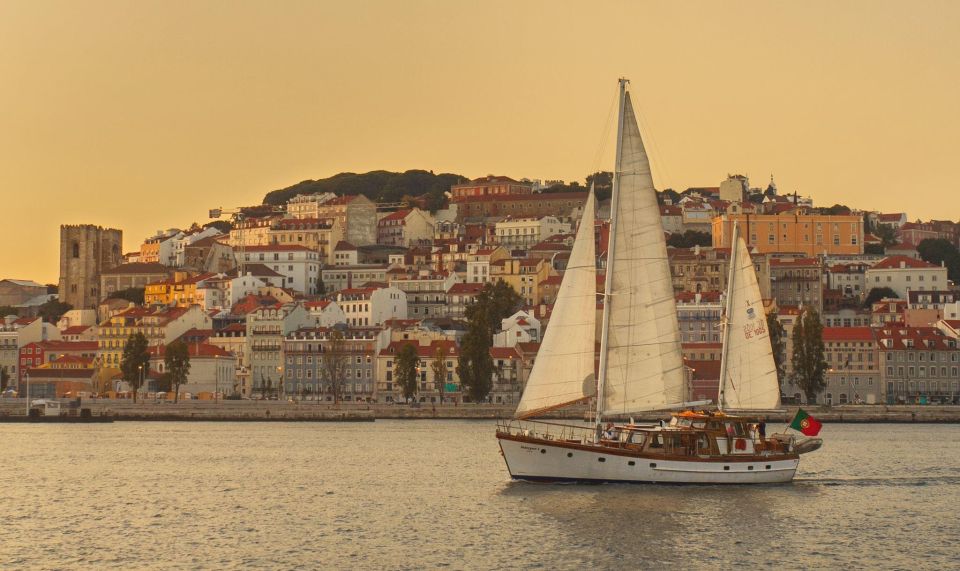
<box><xmin>719</xmin><ymin>229</ymin><xmax>781</xmax><ymax>410</ymax></box>
<box><xmin>514</xmin><ymin>189</ymin><xmax>597</xmax><ymax>419</ymax></box>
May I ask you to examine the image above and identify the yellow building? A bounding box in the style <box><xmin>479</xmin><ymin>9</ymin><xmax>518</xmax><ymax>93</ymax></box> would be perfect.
<box><xmin>144</xmin><ymin>272</ymin><xmax>214</xmax><ymax>307</ymax></box>
<box><xmin>491</xmin><ymin>257</ymin><xmax>553</xmax><ymax>306</ymax></box>
<box><xmin>712</xmin><ymin>210</ymin><xmax>864</xmax><ymax>256</ymax></box>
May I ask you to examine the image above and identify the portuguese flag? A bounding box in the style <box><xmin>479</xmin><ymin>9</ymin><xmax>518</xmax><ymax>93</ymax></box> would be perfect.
<box><xmin>789</xmin><ymin>409</ymin><xmax>822</xmax><ymax>436</ymax></box>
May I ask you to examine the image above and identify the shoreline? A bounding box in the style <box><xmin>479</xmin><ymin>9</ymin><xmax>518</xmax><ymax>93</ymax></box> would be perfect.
<box><xmin>3</xmin><ymin>401</ymin><xmax>960</xmax><ymax>423</ymax></box>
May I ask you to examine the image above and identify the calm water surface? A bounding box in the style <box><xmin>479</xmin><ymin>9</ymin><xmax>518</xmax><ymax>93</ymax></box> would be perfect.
<box><xmin>1</xmin><ymin>421</ymin><xmax>958</xmax><ymax>570</ymax></box>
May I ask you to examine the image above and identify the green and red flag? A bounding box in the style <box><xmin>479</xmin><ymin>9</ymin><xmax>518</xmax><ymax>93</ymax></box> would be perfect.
<box><xmin>789</xmin><ymin>408</ymin><xmax>822</xmax><ymax>436</ymax></box>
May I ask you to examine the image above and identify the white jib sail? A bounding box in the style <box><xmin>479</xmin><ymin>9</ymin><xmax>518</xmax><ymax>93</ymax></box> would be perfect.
<box><xmin>720</xmin><ymin>233</ymin><xmax>781</xmax><ymax>409</ymax></box>
<box><xmin>600</xmin><ymin>92</ymin><xmax>686</xmax><ymax>415</ymax></box>
<box><xmin>514</xmin><ymin>189</ymin><xmax>597</xmax><ymax>419</ymax></box>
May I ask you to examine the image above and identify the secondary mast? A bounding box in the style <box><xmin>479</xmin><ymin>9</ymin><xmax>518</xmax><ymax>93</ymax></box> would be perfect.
<box><xmin>595</xmin><ymin>78</ymin><xmax>628</xmax><ymax>432</ymax></box>
<box><xmin>716</xmin><ymin>222</ymin><xmax>740</xmax><ymax>411</ymax></box>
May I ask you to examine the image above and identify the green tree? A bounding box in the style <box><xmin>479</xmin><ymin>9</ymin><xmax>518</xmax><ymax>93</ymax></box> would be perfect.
<box><xmin>864</xmin><ymin>243</ymin><xmax>885</xmax><ymax>255</ymax></box>
<box><xmin>917</xmin><ymin>238</ymin><xmax>960</xmax><ymax>282</ymax></box>
<box><xmin>112</xmin><ymin>287</ymin><xmax>145</xmax><ymax>305</ymax></box>
<box><xmin>459</xmin><ymin>314</ymin><xmax>494</xmax><ymax>402</ymax></box>
<box><xmin>395</xmin><ymin>343</ymin><xmax>420</xmax><ymax>402</ymax></box>
<box><xmin>862</xmin><ymin>287</ymin><xmax>899</xmax><ymax>308</ymax></box>
<box><xmin>666</xmin><ymin>230</ymin><xmax>712</xmax><ymax>248</ymax></box>
<box><xmin>766</xmin><ymin>312</ymin><xmax>787</xmax><ymax>388</ymax></box>
<box><xmin>38</xmin><ymin>299</ymin><xmax>72</xmax><ymax>323</ymax></box>
<box><xmin>0</xmin><ymin>366</ymin><xmax>9</xmax><ymax>392</ymax></box>
<box><xmin>320</xmin><ymin>329</ymin><xmax>349</xmax><ymax>404</ymax></box>
<box><xmin>165</xmin><ymin>339</ymin><xmax>191</xmax><ymax>403</ymax></box>
<box><xmin>466</xmin><ymin>281</ymin><xmax>522</xmax><ymax>337</ymax></box>
<box><xmin>874</xmin><ymin>223</ymin><xmax>897</xmax><ymax>246</ymax></box>
<box><xmin>790</xmin><ymin>309</ymin><xmax>828</xmax><ymax>404</ymax></box>
<box><xmin>586</xmin><ymin>171</ymin><xmax>613</xmax><ymax>202</ymax></box>
<box><xmin>120</xmin><ymin>333</ymin><xmax>151</xmax><ymax>403</ymax></box>
<box><xmin>431</xmin><ymin>345</ymin><xmax>449</xmax><ymax>403</ymax></box>
<box><xmin>0</xmin><ymin>306</ymin><xmax>17</xmax><ymax>317</ymax></box>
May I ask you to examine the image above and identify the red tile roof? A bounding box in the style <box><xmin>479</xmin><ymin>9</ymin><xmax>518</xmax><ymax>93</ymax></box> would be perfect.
<box><xmin>242</xmin><ymin>245</ymin><xmax>314</xmax><ymax>252</ymax></box>
<box><xmin>379</xmin><ymin>339</ymin><xmax>458</xmax><ymax>358</ymax></box>
<box><xmin>871</xmin><ymin>255</ymin><xmax>938</xmax><ymax>270</ymax></box>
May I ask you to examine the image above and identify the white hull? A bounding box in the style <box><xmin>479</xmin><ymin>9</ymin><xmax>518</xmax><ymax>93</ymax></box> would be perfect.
<box><xmin>498</xmin><ymin>436</ymin><xmax>799</xmax><ymax>484</ymax></box>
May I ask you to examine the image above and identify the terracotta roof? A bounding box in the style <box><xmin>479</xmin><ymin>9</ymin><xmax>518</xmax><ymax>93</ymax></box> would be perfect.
<box><xmin>148</xmin><ymin>342</ymin><xmax>234</xmax><ymax>359</ymax></box>
<box><xmin>242</xmin><ymin>244</ymin><xmax>314</xmax><ymax>252</ymax></box>
<box><xmin>447</xmin><ymin>283</ymin><xmax>485</xmax><ymax>295</ymax></box>
<box><xmin>334</xmin><ymin>241</ymin><xmax>357</xmax><ymax>251</ymax></box>
<box><xmin>22</xmin><ymin>340</ymin><xmax>98</xmax><ymax>352</ymax></box>
<box><xmin>490</xmin><ymin>347</ymin><xmax>521</xmax><ymax>359</ymax></box>
<box><xmin>61</xmin><ymin>325</ymin><xmax>92</xmax><ymax>336</ymax></box>
<box><xmin>871</xmin><ymin>256</ymin><xmax>938</xmax><ymax>270</ymax></box>
<box><xmin>453</xmin><ymin>191</ymin><xmax>588</xmax><ymax>203</ymax></box>
<box><xmin>101</xmin><ymin>262</ymin><xmax>170</xmax><ymax>275</ymax></box>
<box><xmin>379</xmin><ymin>339</ymin><xmax>458</xmax><ymax>358</ymax></box>
<box><xmin>378</xmin><ymin>209</ymin><xmax>411</xmax><ymax>224</ymax></box>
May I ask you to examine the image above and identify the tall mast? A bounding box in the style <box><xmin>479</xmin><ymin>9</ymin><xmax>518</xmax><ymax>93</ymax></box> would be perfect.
<box><xmin>717</xmin><ymin>222</ymin><xmax>740</xmax><ymax>411</ymax></box>
<box><xmin>595</xmin><ymin>78</ymin><xmax>628</xmax><ymax>431</ymax></box>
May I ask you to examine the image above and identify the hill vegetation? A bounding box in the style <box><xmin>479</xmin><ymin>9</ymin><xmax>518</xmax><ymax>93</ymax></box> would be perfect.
<box><xmin>262</xmin><ymin>170</ymin><xmax>467</xmax><ymax>211</ymax></box>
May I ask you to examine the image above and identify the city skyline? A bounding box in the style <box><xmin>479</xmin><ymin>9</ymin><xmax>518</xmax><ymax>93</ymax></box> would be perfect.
<box><xmin>3</xmin><ymin>1</ymin><xmax>960</xmax><ymax>282</ymax></box>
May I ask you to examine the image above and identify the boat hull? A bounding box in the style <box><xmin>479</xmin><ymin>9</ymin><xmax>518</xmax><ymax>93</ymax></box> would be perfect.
<box><xmin>498</xmin><ymin>434</ymin><xmax>799</xmax><ymax>484</ymax></box>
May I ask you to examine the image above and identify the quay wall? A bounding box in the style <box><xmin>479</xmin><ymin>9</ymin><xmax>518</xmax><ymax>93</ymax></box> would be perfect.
<box><xmin>2</xmin><ymin>401</ymin><xmax>960</xmax><ymax>422</ymax></box>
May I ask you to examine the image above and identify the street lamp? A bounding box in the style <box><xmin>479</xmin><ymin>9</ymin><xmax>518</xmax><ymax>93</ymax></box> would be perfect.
<box><xmin>24</xmin><ymin>370</ymin><xmax>30</xmax><ymax>417</ymax></box>
<box><xmin>277</xmin><ymin>365</ymin><xmax>284</xmax><ymax>400</ymax></box>
<box><xmin>138</xmin><ymin>364</ymin><xmax>144</xmax><ymax>402</ymax></box>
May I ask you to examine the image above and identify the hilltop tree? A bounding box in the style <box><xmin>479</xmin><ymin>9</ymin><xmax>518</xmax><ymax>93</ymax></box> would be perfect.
<box><xmin>790</xmin><ymin>309</ymin><xmax>828</xmax><ymax>404</ymax></box>
<box><xmin>767</xmin><ymin>312</ymin><xmax>787</xmax><ymax>388</ymax></box>
<box><xmin>38</xmin><ymin>299</ymin><xmax>72</xmax><ymax>323</ymax></box>
<box><xmin>667</xmin><ymin>230</ymin><xmax>712</xmax><ymax>248</ymax></box>
<box><xmin>165</xmin><ymin>339</ymin><xmax>191</xmax><ymax>403</ymax></box>
<box><xmin>395</xmin><ymin>343</ymin><xmax>420</xmax><ymax>402</ymax></box>
<box><xmin>120</xmin><ymin>333</ymin><xmax>151</xmax><ymax>403</ymax></box>
<box><xmin>431</xmin><ymin>345</ymin><xmax>449</xmax><ymax>403</ymax></box>
<box><xmin>465</xmin><ymin>281</ymin><xmax>522</xmax><ymax>336</ymax></box>
<box><xmin>917</xmin><ymin>238</ymin><xmax>960</xmax><ymax>282</ymax></box>
<box><xmin>863</xmin><ymin>287</ymin><xmax>899</xmax><ymax>308</ymax></box>
<box><xmin>874</xmin><ymin>224</ymin><xmax>897</xmax><ymax>247</ymax></box>
<box><xmin>112</xmin><ymin>287</ymin><xmax>145</xmax><ymax>305</ymax></box>
<box><xmin>320</xmin><ymin>329</ymin><xmax>349</xmax><ymax>404</ymax></box>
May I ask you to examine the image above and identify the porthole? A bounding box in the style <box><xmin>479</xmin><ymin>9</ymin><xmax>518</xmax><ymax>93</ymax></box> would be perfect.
<box><xmin>540</xmin><ymin>449</ymin><xmax>546</xmax><ymax>454</ymax></box>
<box><xmin>766</xmin><ymin>465</ymin><xmax>772</xmax><ymax>470</ymax></box>
<box><xmin>723</xmin><ymin>466</ymin><xmax>730</xmax><ymax>471</ymax></box>
<box><xmin>598</xmin><ymin>457</ymin><xmax>606</xmax><ymax>463</ymax></box>
<box><xmin>567</xmin><ymin>452</ymin><xmax>573</xmax><ymax>458</ymax></box>
<box><xmin>628</xmin><ymin>461</ymin><xmax>636</xmax><ymax>466</ymax></box>
<box><xmin>649</xmin><ymin>463</ymin><xmax>657</xmax><ymax>468</ymax></box>
<box><xmin>748</xmin><ymin>466</ymin><xmax>754</xmax><ymax>471</ymax></box>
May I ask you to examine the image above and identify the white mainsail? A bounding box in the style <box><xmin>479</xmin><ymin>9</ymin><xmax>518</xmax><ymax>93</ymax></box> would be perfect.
<box><xmin>599</xmin><ymin>91</ymin><xmax>686</xmax><ymax>416</ymax></box>
<box><xmin>718</xmin><ymin>227</ymin><xmax>782</xmax><ymax>410</ymax></box>
<box><xmin>514</xmin><ymin>189</ymin><xmax>597</xmax><ymax>419</ymax></box>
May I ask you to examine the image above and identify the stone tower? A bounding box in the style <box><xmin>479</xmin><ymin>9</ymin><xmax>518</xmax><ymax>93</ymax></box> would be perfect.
<box><xmin>58</xmin><ymin>225</ymin><xmax>123</xmax><ymax>309</ymax></box>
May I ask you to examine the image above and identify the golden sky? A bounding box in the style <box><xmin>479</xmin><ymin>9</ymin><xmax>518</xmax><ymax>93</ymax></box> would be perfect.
<box><xmin>2</xmin><ymin>1</ymin><xmax>959</xmax><ymax>283</ymax></box>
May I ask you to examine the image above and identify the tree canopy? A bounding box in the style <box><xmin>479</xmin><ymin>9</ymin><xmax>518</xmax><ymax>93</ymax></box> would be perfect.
<box><xmin>262</xmin><ymin>170</ymin><xmax>467</xmax><ymax>208</ymax></box>
<box><xmin>767</xmin><ymin>312</ymin><xmax>787</xmax><ymax>389</ymax></box>
<box><xmin>666</xmin><ymin>230</ymin><xmax>712</xmax><ymax>249</ymax></box>
<box><xmin>38</xmin><ymin>299</ymin><xmax>72</xmax><ymax>323</ymax></box>
<box><xmin>863</xmin><ymin>287</ymin><xmax>899</xmax><ymax>308</ymax></box>
<box><xmin>165</xmin><ymin>339</ymin><xmax>191</xmax><ymax>403</ymax></box>
<box><xmin>112</xmin><ymin>287</ymin><xmax>145</xmax><ymax>305</ymax></box>
<box><xmin>120</xmin><ymin>333</ymin><xmax>151</xmax><ymax>403</ymax></box>
<box><xmin>790</xmin><ymin>309</ymin><xmax>828</xmax><ymax>404</ymax></box>
<box><xmin>395</xmin><ymin>343</ymin><xmax>419</xmax><ymax>401</ymax></box>
<box><xmin>320</xmin><ymin>329</ymin><xmax>349</xmax><ymax>404</ymax></box>
<box><xmin>917</xmin><ymin>238</ymin><xmax>960</xmax><ymax>282</ymax></box>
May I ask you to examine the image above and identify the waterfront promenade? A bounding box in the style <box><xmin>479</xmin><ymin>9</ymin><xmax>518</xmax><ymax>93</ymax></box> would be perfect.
<box><xmin>3</xmin><ymin>400</ymin><xmax>960</xmax><ymax>422</ymax></box>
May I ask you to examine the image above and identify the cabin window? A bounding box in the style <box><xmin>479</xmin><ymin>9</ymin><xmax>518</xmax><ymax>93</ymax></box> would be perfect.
<box><xmin>598</xmin><ymin>457</ymin><xmax>606</xmax><ymax>463</ymax></box>
<box><xmin>649</xmin><ymin>463</ymin><xmax>657</xmax><ymax>468</ymax></box>
<box><xmin>540</xmin><ymin>449</ymin><xmax>546</xmax><ymax>454</ymax></box>
<box><xmin>724</xmin><ymin>466</ymin><xmax>730</xmax><ymax>471</ymax></box>
<box><xmin>567</xmin><ymin>452</ymin><xmax>573</xmax><ymax>458</ymax></box>
<box><xmin>766</xmin><ymin>465</ymin><xmax>772</xmax><ymax>470</ymax></box>
<box><xmin>628</xmin><ymin>461</ymin><xmax>636</xmax><ymax>466</ymax></box>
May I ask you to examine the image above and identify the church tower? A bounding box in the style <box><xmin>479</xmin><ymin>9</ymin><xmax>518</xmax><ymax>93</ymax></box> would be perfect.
<box><xmin>58</xmin><ymin>225</ymin><xmax>123</xmax><ymax>309</ymax></box>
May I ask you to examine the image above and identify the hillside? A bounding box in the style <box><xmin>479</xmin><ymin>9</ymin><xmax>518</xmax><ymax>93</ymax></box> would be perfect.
<box><xmin>262</xmin><ymin>169</ymin><xmax>467</xmax><ymax>210</ymax></box>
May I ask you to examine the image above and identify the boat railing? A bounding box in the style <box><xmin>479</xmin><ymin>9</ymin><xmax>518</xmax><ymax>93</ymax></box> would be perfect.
<box><xmin>496</xmin><ymin>418</ymin><xmax>598</xmax><ymax>444</ymax></box>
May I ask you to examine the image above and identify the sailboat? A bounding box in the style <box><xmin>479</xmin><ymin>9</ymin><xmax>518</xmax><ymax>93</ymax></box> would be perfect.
<box><xmin>496</xmin><ymin>79</ymin><xmax>822</xmax><ymax>484</ymax></box>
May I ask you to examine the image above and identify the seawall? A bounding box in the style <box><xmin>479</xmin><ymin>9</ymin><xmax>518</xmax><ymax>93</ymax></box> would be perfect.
<box><xmin>2</xmin><ymin>401</ymin><xmax>960</xmax><ymax>423</ymax></box>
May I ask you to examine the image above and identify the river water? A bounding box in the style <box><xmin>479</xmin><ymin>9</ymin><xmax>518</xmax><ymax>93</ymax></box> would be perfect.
<box><xmin>1</xmin><ymin>421</ymin><xmax>958</xmax><ymax>570</ymax></box>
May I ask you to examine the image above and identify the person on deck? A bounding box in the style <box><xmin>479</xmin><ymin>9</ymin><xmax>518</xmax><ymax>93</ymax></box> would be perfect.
<box><xmin>602</xmin><ymin>422</ymin><xmax>616</xmax><ymax>440</ymax></box>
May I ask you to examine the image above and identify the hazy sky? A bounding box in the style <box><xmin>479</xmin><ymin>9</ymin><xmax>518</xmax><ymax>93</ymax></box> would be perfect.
<box><xmin>2</xmin><ymin>1</ymin><xmax>959</xmax><ymax>283</ymax></box>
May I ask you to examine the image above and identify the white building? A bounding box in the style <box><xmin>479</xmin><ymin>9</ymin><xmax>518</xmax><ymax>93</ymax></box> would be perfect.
<box><xmin>336</xmin><ymin>286</ymin><xmax>408</xmax><ymax>327</ymax></box>
<box><xmin>286</xmin><ymin>192</ymin><xmax>337</xmax><ymax>219</ymax></box>
<box><xmin>494</xmin><ymin>216</ymin><xmax>570</xmax><ymax>248</ymax></box>
<box><xmin>304</xmin><ymin>300</ymin><xmax>347</xmax><ymax>327</ymax></box>
<box><xmin>148</xmin><ymin>343</ymin><xmax>237</xmax><ymax>397</ymax></box>
<box><xmin>241</xmin><ymin>245</ymin><xmax>321</xmax><ymax>295</ymax></box>
<box><xmin>388</xmin><ymin>271</ymin><xmax>460</xmax><ymax>319</ymax></box>
<box><xmin>246</xmin><ymin>302</ymin><xmax>314</xmax><ymax>396</ymax></box>
<box><xmin>320</xmin><ymin>264</ymin><xmax>389</xmax><ymax>294</ymax></box>
<box><xmin>377</xmin><ymin>208</ymin><xmax>435</xmax><ymax>247</ymax></box>
<box><xmin>493</xmin><ymin>311</ymin><xmax>542</xmax><ymax>347</ymax></box>
<box><xmin>196</xmin><ymin>274</ymin><xmax>266</xmax><ymax>312</ymax></box>
<box><xmin>864</xmin><ymin>255</ymin><xmax>949</xmax><ymax>299</ymax></box>
<box><xmin>171</xmin><ymin>227</ymin><xmax>222</xmax><ymax>267</ymax></box>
